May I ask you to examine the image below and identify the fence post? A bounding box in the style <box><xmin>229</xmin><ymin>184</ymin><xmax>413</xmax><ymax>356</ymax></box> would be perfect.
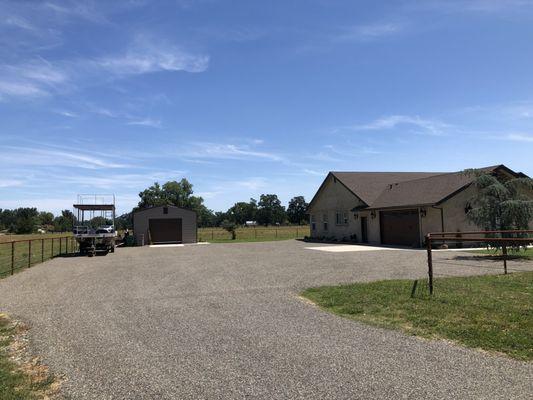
<box><xmin>28</xmin><ymin>240</ymin><xmax>32</xmax><ymax>268</ymax></box>
<box><xmin>11</xmin><ymin>241</ymin><xmax>15</xmax><ymax>275</ymax></box>
<box><xmin>426</xmin><ymin>234</ymin><xmax>433</xmax><ymax>295</ymax></box>
<box><xmin>41</xmin><ymin>238</ymin><xmax>44</xmax><ymax>262</ymax></box>
<box><xmin>51</xmin><ymin>238</ymin><xmax>54</xmax><ymax>257</ymax></box>
<box><xmin>59</xmin><ymin>237</ymin><xmax>62</xmax><ymax>255</ymax></box>
<box><xmin>502</xmin><ymin>245</ymin><xmax>508</xmax><ymax>275</ymax></box>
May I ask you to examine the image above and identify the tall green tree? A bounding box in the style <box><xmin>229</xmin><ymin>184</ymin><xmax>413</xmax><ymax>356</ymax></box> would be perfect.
<box><xmin>137</xmin><ymin>178</ymin><xmax>214</xmax><ymax>227</ymax></box>
<box><xmin>256</xmin><ymin>194</ymin><xmax>286</xmax><ymax>225</ymax></box>
<box><xmin>12</xmin><ymin>208</ymin><xmax>39</xmax><ymax>234</ymax></box>
<box><xmin>465</xmin><ymin>170</ymin><xmax>533</xmax><ymax>232</ymax></box>
<box><xmin>38</xmin><ymin>211</ymin><xmax>54</xmax><ymax>226</ymax></box>
<box><xmin>228</xmin><ymin>199</ymin><xmax>258</xmax><ymax>225</ymax></box>
<box><xmin>53</xmin><ymin>210</ymin><xmax>76</xmax><ymax>232</ymax></box>
<box><xmin>286</xmin><ymin>196</ymin><xmax>309</xmax><ymax>225</ymax></box>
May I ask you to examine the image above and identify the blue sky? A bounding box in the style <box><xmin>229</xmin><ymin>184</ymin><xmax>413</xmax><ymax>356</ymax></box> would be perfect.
<box><xmin>1</xmin><ymin>0</ymin><xmax>533</xmax><ymax>215</ymax></box>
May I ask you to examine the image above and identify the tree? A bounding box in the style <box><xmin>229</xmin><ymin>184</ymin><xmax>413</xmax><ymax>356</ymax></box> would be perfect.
<box><xmin>256</xmin><ymin>194</ymin><xmax>286</xmax><ymax>225</ymax></box>
<box><xmin>115</xmin><ymin>213</ymin><xmax>133</xmax><ymax>230</ymax></box>
<box><xmin>221</xmin><ymin>219</ymin><xmax>237</xmax><ymax>240</ymax></box>
<box><xmin>137</xmin><ymin>179</ymin><xmax>212</xmax><ymax>226</ymax></box>
<box><xmin>228</xmin><ymin>199</ymin><xmax>258</xmax><ymax>225</ymax></box>
<box><xmin>286</xmin><ymin>196</ymin><xmax>308</xmax><ymax>225</ymax></box>
<box><xmin>53</xmin><ymin>210</ymin><xmax>76</xmax><ymax>232</ymax></box>
<box><xmin>89</xmin><ymin>216</ymin><xmax>111</xmax><ymax>228</ymax></box>
<box><xmin>196</xmin><ymin>207</ymin><xmax>216</xmax><ymax>228</ymax></box>
<box><xmin>38</xmin><ymin>211</ymin><xmax>54</xmax><ymax>226</ymax></box>
<box><xmin>213</xmin><ymin>211</ymin><xmax>230</xmax><ymax>227</ymax></box>
<box><xmin>12</xmin><ymin>208</ymin><xmax>39</xmax><ymax>234</ymax></box>
<box><xmin>465</xmin><ymin>170</ymin><xmax>533</xmax><ymax>233</ymax></box>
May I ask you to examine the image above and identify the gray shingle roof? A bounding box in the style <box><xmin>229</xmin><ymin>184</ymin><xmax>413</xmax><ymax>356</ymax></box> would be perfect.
<box><xmin>330</xmin><ymin>172</ymin><xmax>441</xmax><ymax>205</ymax></box>
<box><xmin>328</xmin><ymin>165</ymin><xmax>513</xmax><ymax>209</ymax></box>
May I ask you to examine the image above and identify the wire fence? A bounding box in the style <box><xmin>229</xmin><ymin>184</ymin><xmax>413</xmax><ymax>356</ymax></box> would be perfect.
<box><xmin>197</xmin><ymin>226</ymin><xmax>309</xmax><ymax>241</ymax></box>
<box><xmin>425</xmin><ymin>230</ymin><xmax>533</xmax><ymax>294</ymax></box>
<box><xmin>0</xmin><ymin>236</ymin><xmax>78</xmax><ymax>277</ymax></box>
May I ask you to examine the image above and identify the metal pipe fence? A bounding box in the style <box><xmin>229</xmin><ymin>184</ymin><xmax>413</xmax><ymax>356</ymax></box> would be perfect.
<box><xmin>425</xmin><ymin>230</ymin><xmax>533</xmax><ymax>295</ymax></box>
<box><xmin>0</xmin><ymin>236</ymin><xmax>78</xmax><ymax>277</ymax></box>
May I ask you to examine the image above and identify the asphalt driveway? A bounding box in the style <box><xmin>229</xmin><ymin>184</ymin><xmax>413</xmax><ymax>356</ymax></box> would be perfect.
<box><xmin>0</xmin><ymin>240</ymin><xmax>532</xmax><ymax>399</ymax></box>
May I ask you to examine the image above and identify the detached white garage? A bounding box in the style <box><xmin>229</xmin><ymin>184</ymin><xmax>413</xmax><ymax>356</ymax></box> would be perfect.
<box><xmin>133</xmin><ymin>205</ymin><xmax>197</xmax><ymax>245</ymax></box>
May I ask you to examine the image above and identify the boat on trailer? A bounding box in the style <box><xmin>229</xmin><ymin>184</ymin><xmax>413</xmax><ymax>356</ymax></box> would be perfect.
<box><xmin>73</xmin><ymin>194</ymin><xmax>117</xmax><ymax>257</ymax></box>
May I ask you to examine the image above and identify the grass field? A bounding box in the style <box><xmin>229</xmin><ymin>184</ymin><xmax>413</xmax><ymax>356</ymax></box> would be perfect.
<box><xmin>197</xmin><ymin>226</ymin><xmax>309</xmax><ymax>242</ymax></box>
<box><xmin>471</xmin><ymin>247</ymin><xmax>533</xmax><ymax>259</ymax></box>
<box><xmin>0</xmin><ymin>235</ymin><xmax>75</xmax><ymax>277</ymax></box>
<box><xmin>302</xmin><ymin>272</ymin><xmax>533</xmax><ymax>360</ymax></box>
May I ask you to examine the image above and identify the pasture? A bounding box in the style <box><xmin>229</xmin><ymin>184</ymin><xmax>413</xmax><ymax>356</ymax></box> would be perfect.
<box><xmin>197</xmin><ymin>225</ymin><xmax>309</xmax><ymax>242</ymax></box>
<box><xmin>0</xmin><ymin>235</ymin><xmax>75</xmax><ymax>277</ymax></box>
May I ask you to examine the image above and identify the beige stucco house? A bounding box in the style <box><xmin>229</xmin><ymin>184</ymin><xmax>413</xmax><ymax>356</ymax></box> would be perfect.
<box><xmin>308</xmin><ymin>165</ymin><xmax>530</xmax><ymax>247</ymax></box>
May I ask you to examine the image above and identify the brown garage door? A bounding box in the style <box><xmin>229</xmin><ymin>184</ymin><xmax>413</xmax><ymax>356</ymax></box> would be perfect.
<box><xmin>149</xmin><ymin>218</ymin><xmax>182</xmax><ymax>244</ymax></box>
<box><xmin>380</xmin><ymin>210</ymin><xmax>420</xmax><ymax>247</ymax></box>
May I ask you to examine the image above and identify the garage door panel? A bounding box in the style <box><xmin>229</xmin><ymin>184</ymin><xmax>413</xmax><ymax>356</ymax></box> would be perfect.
<box><xmin>149</xmin><ymin>218</ymin><xmax>182</xmax><ymax>244</ymax></box>
<box><xmin>380</xmin><ymin>210</ymin><xmax>420</xmax><ymax>247</ymax></box>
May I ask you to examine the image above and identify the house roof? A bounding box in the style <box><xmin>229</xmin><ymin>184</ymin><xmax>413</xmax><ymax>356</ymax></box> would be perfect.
<box><xmin>330</xmin><ymin>172</ymin><xmax>440</xmax><ymax>205</ymax></box>
<box><xmin>310</xmin><ymin>165</ymin><xmax>522</xmax><ymax>211</ymax></box>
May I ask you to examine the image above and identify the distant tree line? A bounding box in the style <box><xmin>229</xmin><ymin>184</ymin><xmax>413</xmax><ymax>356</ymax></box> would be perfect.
<box><xmin>0</xmin><ymin>178</ymin><xmax>310</xmax><ymax>234</ymax></box>
<box><xmin>0</xmin><ymin>208</ymin><xmax>77</xmax><ymax>234</ymax></box>
<box><xmin>130</xmin><ymin>179</ymin><xmax>309</xmax><ymax>229</ymax></box>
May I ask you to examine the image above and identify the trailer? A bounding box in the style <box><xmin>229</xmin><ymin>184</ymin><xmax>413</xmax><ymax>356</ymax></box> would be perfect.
<box><xmin>73</xmin><ymin>194</ymin><xmax>117</xmax><ymax>257</ymax></box>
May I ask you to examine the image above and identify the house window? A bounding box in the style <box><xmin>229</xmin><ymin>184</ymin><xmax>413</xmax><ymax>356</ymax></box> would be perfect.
<box><xmin>336</xmin><ymin>211</ymin><xmax>349</xmax><ymax>225</ymax></box>
<box><xmin>323</xmin><ymin>213</ymin><xmax>328</xmax><ymax>231</ymax></box>
<box><xmin>311</xmin><ymin>215</ymin><xmax>316</xmax><ymax>231</ymax></box>
<box><xmin>163</xmin><ymin>207</ymin><xmax>168</xmax><ymax>214</ymax></box>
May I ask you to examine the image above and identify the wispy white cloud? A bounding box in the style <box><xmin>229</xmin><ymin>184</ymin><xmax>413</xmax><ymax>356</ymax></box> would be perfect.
<box><xmin>0</xmin><ymin>179</ymin><xmax>24</xmax><ymax>188</ymax></box>
<box><xmin>183</xmin><ymin>142</ymin><xmax>283</xmax><ymax>162</ymax></box>
<box><xmin>43</xmin><ymin>1</ymin><xmax>109</xmax><ymax>24</ymax></box>
<box><xmin>126</xmin><ymin>118</ymin><xmax>162</xmax><ymax>128</ymax></box>
<box><xmin>95</xmin><ymin>36</ymin><xmax>209</xmax><ymax>76</ymax></box>
<box><xmin>234</xmin><ymin>177</ymin><xmax>268</xmax><ymax>190</ymax></box>
<box><xmin>408</xmin><ymin>0</ymin><xmax>533</xmax><ymax>13</ymax></box>
<box><xmin>3</xmin><ymin>16</ymin><xmax>37</xmax><ymax>31</ymax></box>
<box><xmin>54</xmin><ymin>109</ymin><xmax>78</xmax><ymax>118</ymax></box>
<box><xmin>506</xmin><ymin>133</ymin><xmax>533</xmax><ymax>142</ymax></box>
<box><xmin>0</xmin><ymin>146</ymin><xmax>130</xmax><ymax>169</ymax></box>
<box><xmin>347</xmin><ymin>115</ymin><xmax>450</xmax><ymax>136</ymax></box>
<box><xmin>0</xmin><ymin>59</ymin><xmax>69</xmax><ymax>99</ymax></box>
<box><xmin>337</xmin><ymin>22</ymin><xmax>404</xmax><ymax>41</ymax></box>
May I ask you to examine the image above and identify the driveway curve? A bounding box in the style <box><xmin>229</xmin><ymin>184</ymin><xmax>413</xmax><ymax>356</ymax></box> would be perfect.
<box><xmin>0</xmin><ymin>240</ymin><xmax>531</xmax><ymax>399</ymax></box>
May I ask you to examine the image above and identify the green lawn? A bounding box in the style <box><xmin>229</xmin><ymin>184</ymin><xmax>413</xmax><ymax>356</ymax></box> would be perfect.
<box><xmin>198</xmin><ymin>226</ymin><xmax>309</xmax><ymax>242</ymax></box>
<box><xmin>0</xmin><ymin>314</ymin><xmax>57</xmax><ymax>399</ymax></box>
<box><xmin>471</xmin><ymin>248</ymin><xmax>533</xmax><ymax>259</ymax></box>
<box><xmin>301</xmin><ymin>272</ymin><xmax>533</xmax><ymax>360</ymax></box>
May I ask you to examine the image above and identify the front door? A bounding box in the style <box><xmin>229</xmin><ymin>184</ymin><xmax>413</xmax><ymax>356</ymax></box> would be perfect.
<box><xmin>361</xmin><ymin>217</ymin><xmax>368</xmax><ymax>243</ymax></box>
